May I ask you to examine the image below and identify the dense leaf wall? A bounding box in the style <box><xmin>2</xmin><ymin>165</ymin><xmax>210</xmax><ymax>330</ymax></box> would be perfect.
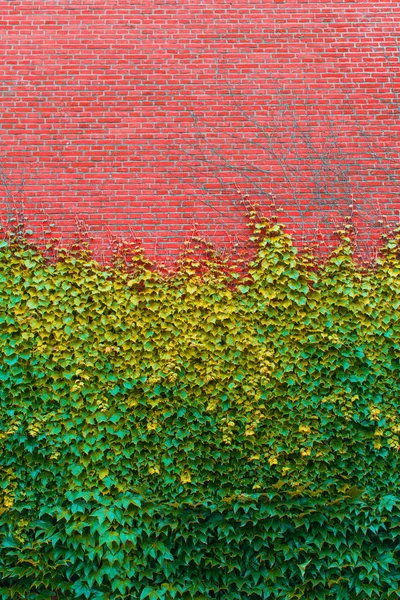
<box><xmin>0</xmin><ymin>221</ymin><xmax>399</xmax><ymax>598</ymax></box>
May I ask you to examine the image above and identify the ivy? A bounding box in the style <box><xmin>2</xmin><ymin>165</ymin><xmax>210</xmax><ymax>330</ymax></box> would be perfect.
<box><xmin>0</xmin><ymin>220</ymin><xmax>399</xmax><ymax>598</ymax></box>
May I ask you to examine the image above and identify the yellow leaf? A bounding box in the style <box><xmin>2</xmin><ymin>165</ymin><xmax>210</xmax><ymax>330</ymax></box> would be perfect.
<box><xmin>99</xmin><ymin>469</ymin><xmax>109</xmax><ymax>480</ymax></box>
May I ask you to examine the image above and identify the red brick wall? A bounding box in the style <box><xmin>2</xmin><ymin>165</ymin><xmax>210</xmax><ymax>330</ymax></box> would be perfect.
<box><xmin>1</xmin><ymin>0</ymin><xmax>399</xmax><ymax>261</ymax></box>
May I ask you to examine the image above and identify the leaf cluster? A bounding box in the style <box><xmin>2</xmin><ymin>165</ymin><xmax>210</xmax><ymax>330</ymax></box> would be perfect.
<box><xmin>0</xmin><ymin>224</ymin><xmax>399</xmax><ymax>598</ymax></box>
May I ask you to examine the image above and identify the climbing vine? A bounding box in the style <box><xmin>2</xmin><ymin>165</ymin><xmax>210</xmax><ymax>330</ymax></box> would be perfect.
<box><xmin>0</xmin><ymin>216</ymin><xmax>399</xmax><ymax>598</ymax></box>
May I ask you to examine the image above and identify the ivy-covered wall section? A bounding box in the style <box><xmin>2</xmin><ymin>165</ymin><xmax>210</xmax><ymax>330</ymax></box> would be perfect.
<box><xmin>0</xmin><ymin>219</ymin><xmax>399</xmax><ymax>598</ymax></box>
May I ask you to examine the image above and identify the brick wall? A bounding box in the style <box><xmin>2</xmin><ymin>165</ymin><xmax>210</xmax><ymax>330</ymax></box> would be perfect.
<box><xmin>0</xmin><ymin>0</ymin><xmax>399</xmax><ymax>261</ymax></box>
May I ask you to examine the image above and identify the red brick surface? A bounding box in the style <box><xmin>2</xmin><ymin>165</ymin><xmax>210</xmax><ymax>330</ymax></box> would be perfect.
<box><xmin>0</xmin><ymin>0</ymin><xmax>399</xmax><ymax>261</ymax></box>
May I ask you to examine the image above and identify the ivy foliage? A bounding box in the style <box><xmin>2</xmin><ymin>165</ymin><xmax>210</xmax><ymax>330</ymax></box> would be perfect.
<box><xmin>0</xmin><ymin>219</ymin><xmax>399</xmax><ymax>598</ymax></box>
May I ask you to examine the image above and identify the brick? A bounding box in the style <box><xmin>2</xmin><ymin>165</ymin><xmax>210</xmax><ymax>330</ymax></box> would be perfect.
<box><xmin>0</xmin><ymin>0</ymin><xmax>399</xmax><ymax>261</ymax></box>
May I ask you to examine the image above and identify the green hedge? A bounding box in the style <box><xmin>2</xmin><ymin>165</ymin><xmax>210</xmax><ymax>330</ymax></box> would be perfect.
<box><xmin>0</xmin><ymin>220</ymin><xmax>399</xmax><ymax>598</ymax></box>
